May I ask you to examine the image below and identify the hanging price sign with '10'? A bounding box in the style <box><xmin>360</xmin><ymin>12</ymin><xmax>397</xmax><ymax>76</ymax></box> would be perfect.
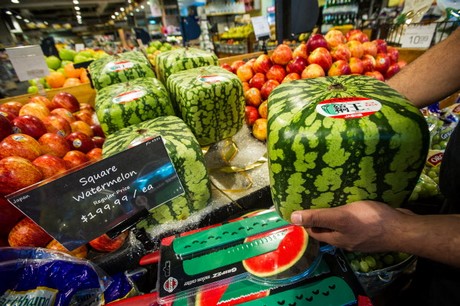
<box><xmin>400</xmin><ymin>23</ymin><xmax>437</xmax><ymax>49</ymax></box>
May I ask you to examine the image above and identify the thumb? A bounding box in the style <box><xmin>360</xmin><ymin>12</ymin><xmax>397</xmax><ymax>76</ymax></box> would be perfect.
<box><xmin>290</xmin><ymin>208</ymin><xmax>342</xmax><ymax>230</ymax></box>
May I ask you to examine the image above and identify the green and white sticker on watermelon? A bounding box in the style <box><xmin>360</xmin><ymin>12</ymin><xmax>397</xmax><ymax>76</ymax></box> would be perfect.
<box><xmin>95</xmin><ymin>77</ymin><xmax>175</xmax><ymax>136</ymax></box>
<box><xmin>167</xmin><ymin>65</ymin><xmax>245</xmax><ymax>146</ymax></box>
<box><xmin>102</xmin><ymin>116</ymin><xmax>211</xmax><ymax>229</ymax></box>
<box><xmin>88</xmin><ymin>50</ymin><xmax>155</xmax><ymax>90</ymax></box>
<box><xmin>155</xmin><ymin>47</ymin><xmax>218</xmax><ymax>85</ymax></box>
<box><xmin>267</xmin><ymin>75</ymin><xmax>430</xmax><ymax>221</ymax></box>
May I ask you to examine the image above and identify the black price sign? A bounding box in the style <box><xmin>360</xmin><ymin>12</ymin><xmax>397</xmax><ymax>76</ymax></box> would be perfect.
<box><xmin>7</xmin><ymin>136</ymin><xmax>184</xmax><ymax>250</ymax></box>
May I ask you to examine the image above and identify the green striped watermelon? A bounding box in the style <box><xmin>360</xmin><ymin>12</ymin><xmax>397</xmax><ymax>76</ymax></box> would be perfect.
<box><xmin>102</xmin><ymin>116</ymin><xmax>211</xmax><ymax>229</ymax></box>
<box><xmin>88</xmin><ymin>50</ymin><xmax>155</xmax><ymax>90</ymax></box>
<box><xmin>95</xmin><ymin>77</ymin><xmax>175</xmax><ymax>136</ymax></box>
<box><xmin>167</xmin><ymin>65</ymin><xmax>245</xmax><ymax>146</ymax></box>
<box><xmin>267</xmin><ymin>75</ymin><xmax>429</xmax><ymax>220</ymax></box>
<box><xmin>155</xmin><ymin>47</ymin><xmax>218</xmax><ymax>85</ymax></box>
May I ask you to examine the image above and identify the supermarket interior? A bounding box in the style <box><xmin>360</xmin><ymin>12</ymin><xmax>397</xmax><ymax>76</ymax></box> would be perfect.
<box><xmin>0</xmin><ymin>0</ymin><xmax>459</xmax><ymax>306</ymax></box>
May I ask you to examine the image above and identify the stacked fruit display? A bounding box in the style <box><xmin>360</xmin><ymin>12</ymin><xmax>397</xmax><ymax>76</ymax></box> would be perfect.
<box><xmin>145</xmin><ymin>40</ymin><xmax>175</xmax><ymax>66</ymax></box>
<box><xmin>0</xmin><ymin>93</ymin><xmax>131</xmax><ymax>255</ymax></box>
<box><xmin>220</xmin><ymin>29</ymin><xmax>406</xmax><ymax>141</ymax></box>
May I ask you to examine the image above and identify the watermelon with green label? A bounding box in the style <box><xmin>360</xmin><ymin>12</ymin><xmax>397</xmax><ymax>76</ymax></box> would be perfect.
<box><xmin>267</xmin><ymin>75</ymin><xmax>430</xmax><ymax>220</ymax></box>
<box><xmin>95</xmin><ymin>77</ymin><xmax>175</xmax><ymax>136</ymax></box>
<box><xmin>155</xmin><ymin>47</ymin><xmax>218</xmax><ymax>85</ymax></box>
<box><xmin>88</xmin><ymin>50</ymin><xmax>155</xmax><ymax>90</ymax></box>
<box><xmin>102</xmin><ymin>116</ymin><xmax>211</xmax><ymax>228</ymax></box>
<box><xmin>167</xmin><ymin>65</ymin><xmax>245</xmax><ymax>146</ymax></box>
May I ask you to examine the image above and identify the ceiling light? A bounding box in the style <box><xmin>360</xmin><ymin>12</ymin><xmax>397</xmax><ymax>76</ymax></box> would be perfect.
<box><xmin>111</xmin><ymin>15</ymin><xmax>115</xmax><ymax>19</ymax></box>
<box><xmin>141</xmin><ymin>5</ymin><xmax>144</xmax><ymax>9</ymax></box>
<box><xmin>73</xmin><ymin>0</ymin><xmax>79</xmax><ymax>3</ymax></box>
<box><xmin>6</xmin><ymin>10</ymin><xmax>12</xmax><ymax>15</ymax></box>
<box><xmin>15</xmin><ymin>15</ymin><xmax>22</xmax><ymax>19</ymax></box>
<box><xmin>11</xmin><ymin>0</ymin><xmax>20</xmax><ymax>4</ymax></box>
<box><xmin>24</xmin><ymin>19</ymin><xmax>29</xmax><ymax>22</ymax></box>
<box><xmin>75</xmin><ymin>6</ymin><xmax>80</xmax><ymax>10</ymax></box>
<box><xmin>120</xmin><ymin>7</ymin><xmax>125</xmax><ymax>12</ymax></box>
<box><xmin>115</xmin><ymin>11</ymin><xmax>119</xmax><ymax>16</ymax></box>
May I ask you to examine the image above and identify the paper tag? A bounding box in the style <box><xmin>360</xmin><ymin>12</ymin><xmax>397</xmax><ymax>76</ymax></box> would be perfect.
<box><xmin>316</xmin><ymin>97</ymin><xmax>382</xmax><ymax>119</ymax></box>
<box><xmin>7</xmin><ymin>136</ymin><xmax>185</xmax><ymax>250</ymax></box>
<box><xmin>5</xmin><ymin>45</ymin><xmax>49</xmax><ymax>81</ymax></box>
<box><xmin>251</xmin><ymin>16</ymin><xmax>270</xmax><ymax>40</ymax></box>
<box><xmin>400</xmin><ymin>24</ymin><xmax>436</xmax><ymax>49</ymax></box>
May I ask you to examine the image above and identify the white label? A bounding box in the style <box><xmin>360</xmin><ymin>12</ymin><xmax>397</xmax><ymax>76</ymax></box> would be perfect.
<box><xmin>400</xmin><ymin>24</ymin><xmax>436</xmax><ymax>49</ymax></box>
<box><xmin>198</xmin><ymin>75</ymin><xmax>227</xmax><ymax>84</ymax></box>
<box><xmin>112</xmin><ymin>89</ymin><xmax>146</xmax><ymax>104</ymax></box>
<box><xmin>251</xmin><ymin>16</ymin><xmax>271</xmax><ymax>40</ymax></box>
<box><xmin>5</xmin><ymin>45</ymin><xmax>49</xmax><ymax>82</ymax></box>
<box><xmin>316</xmin><ymin>98</ymin><xmax>382</xmax><ymax>119</ymax></box>
<box><xmin>106</xmin><ymin>60</ymin><xmax>135</xmax><ymax>72</ymax></box>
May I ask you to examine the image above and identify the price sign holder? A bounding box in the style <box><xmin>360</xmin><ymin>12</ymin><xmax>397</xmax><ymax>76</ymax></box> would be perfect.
<box><xmin>6</xmin><ymin>136</ymin><xmax>185</xmax><ymax>250</ymax></box>
<box><xmin>251</xmin><ymin>16</ymin><xmax>271</xmax><ymax>54</ymax></box>
<box><xmin>5</xmin><ymin>45</ymin><xmax>49</xmax><ymax>82</ymax></box>
<box><xmin>400</xmin><ymin>23</ymin><xmax>437</xmax><ymax>49</ymax></box>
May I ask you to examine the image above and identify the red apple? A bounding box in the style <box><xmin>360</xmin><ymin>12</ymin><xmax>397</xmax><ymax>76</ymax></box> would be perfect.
<box><xmin>0</xmin><ymin>114</ymin><xmax>13</xmax><ymax>141</ymax></box>
<box><xmin>39</xmin><ymin>133</ymin><xmax>71</xmax><ymax>158</ymax></box>
<box><xmin>253</xmin><ymin>54</ymin><xmax>273</xmax><ymax>74</ymax></box>
<box><xmin>73</xmin><ymin>110</ymin><xmax>94</xmax><ymax>126</ymax></box>
<box><xmin>0</xmin><ymin>110</ymin><xmax>16</xmax><ymax>122</ymax></box>
<box><xmin>301</xmin><ymin>63</ymin><xmax>325</xmax><ymax>79</ymax></box>
<box><xmin>361</xmin><ymin>54</ymin><xmax>376</xmax><ymax>72</ymax></box>
<box><xmin>249</xmin><ymin>72</ymin><xmax>267</xmax><ymax>90</ymax></box>
<box><xmin>0</xmin><ymin>196</ymin><xmax>24</xmax><ymax>236</ymax></box>
<box><xmin>79</xmin><ymin>103</ymin><xmax>95</xmax><ymax>112</ymax></box>
<box><xmin>32</xmin><ymin>154</ymin><xmax>68</xmax><ymax>179</ymax></box>
<box><xmin>258</xmin><ymin>100</ymin><xmax>268</xmax><ymax>119</ymax></box>
<box><xmin>242</xmin><ymin>81</ymin><xmax>250</xmax><ymax>93</ymax></box>
<box><xmin>46</xmin><ymin>239</ymin><xmax>88</xmax><ymax>259</ymax></box>
<box><xmin>86</xmin><ymin>147</ymin><xmax>102</xmax><ymax>162</ymax></box>
<box><xmin>325</xmin><ymin>30</ymin><xmax>346</xmax><ymax>49</ymax></box>
<box><xmin>0</xmin><ymin>101</ymin><xmax>23</xmax><ymax>116</ymax></box>
<box><xmin>282</xmin><ymin>72</ymin><xmax>301</xmax><ymax>83</ymax></box>
<box><xmin>65</xmin><ymin>131</ymin><xmax>95</xmax><ymax>153</ymax></box>
<box><xmin>63</xmin><ymin>150</ymin><xmax>90</xmax><ymax>169</ymax></box>
<box><xmin>374</xmin><ymin>53</ymin><xmax>391</xmax><ymax>74</ymax></box>
<box><xmin>373</xmin><ymin>39</ymin><xmax>388</xmax><ymax>54</ymax></box>
<box><xmin>231</xmin><ymin>60</ymin><xmax>245</xmax><ymax>73</ymax></box>
<box><xmin>306</xmin><ymin>33</ymin><xmax>329</xmax><ymax>53</ymax></box>
<box><xmin>89</xmin><ymin>231</ymin><xmax>129</xmax><ymax>253</ymax></box>
<box><xmin>92</xmin><ymin>136</ymin><xmax>105</xmax><ymax>148</ymax></box>
<box><xmin>386</xmin><ymin>46</ymin><xmax>399</xmax><ymax>64</ymax></box>
<box><xmin>385</xmin><ymin>63</ymin><xmax>401</xmax><ymax>79</ymax></box>
<box><xmin>90</xmin><ymin>124</ymin><xmax>105</xmax><ymax>138</ymax></box>
<box><xmin>245</xmin><ymin>105</ymin><xmax>260</xmax><ymax>126</ymax></box>
<box><xmin>12</xmin><ymin>115</ymin><xmax>47</xmax><ymax>139</ymax></box>
<box><xmin>245</xmin><ymin>58</ymin><xmax>256</xmax><ymax>69</ymax></box>
<box><xmin>286</xmin><ymin>56</ymin><xmax>308</xmax><ymax>75</ymax></box>
<box><xmin>8</xmin><ymin>217</ymin><xmax>52</xmax><ymax>247</ymax></box>
<box><xmin>330</xmin><ymin>43</ymin><xmax>351</xmax><ymax>62</ymax></box>
<box><xmin>365</xmin><ymin>71</ymin><xmax>385</xmax><ymax>81</ymax></box>
<box><xmin>260</xmin><ymin>79</ymin><xmax>280</xmax><ymax>100</ymax></box>
<box><xmin>244</xmin><ymin>88</ymin><xmax>262</xmax><ymax>108</ymax></box>
<box><xmin>270</xmin><ymin>44</ymin><xmax>293</xmax><ymax>65</ymax></box>
<box><xmin>42</xmin><ymin>114</ymin><xmax>72</xmax><ymax>137</ymax></box>
<box><xmin>51</xmin><ymin>92</ymin><xmax>80</xmax><ymax>113</ymax></box>
<box><xmin>346</xmin><ymin>40</ymin><xmax>364</xmax><ymax>59</ymax></box>
<box><xmin>0</xmin><ymin>156</ymin><xmax>43</xmax><ymax>195</ymax></box>
<box><xmin>266</xmin><ymin>64</ymin><xmax>287</xmax><ymax>84</ymax></box>
<box><xmin>50</xmin><ymin>107</ymin><xmax>76</xmax><ymax>124</ymax></box>
<box><xmin>345</xmin><ymin>29</ymin><xmax>369</xmax><ymax>43</ymax></box>
<box><xmin>362</xmin><ymin>41</ymin><xmax>378</xmax><ymax>57</ymax></box>
<box><xmin>349</xmin><ymin>57</ymin><xmax>365</xmax><ymax>75</ymax></box>
<box><xmin>328</xmin><ymin>60</ymin><xmax>352</xmax><ymax>76</ymax></box>
<box><xmin>19</xmin><ymin>102</ymin><xmax>50</xmax><ymax>121</ymax></box>
<box><xmin>252</xmin><ymin>118</ymin><xmax>267</xmax><ymax>141</ymax></box>
<box><xmin>292</xmin><ymin>43</ymin><xmax>308</xmax><ymax>59</ymax></box>
<box><xmin>220</xmin><ymin>63</ymin><xmax>233</xmax><ymax>73</ymax></box>
<box><xmin>236</xmin><ymin>64</ymin><xmax>254</xmax><ymax>82</ymax></box>
<box><xmin>70</xmin><ymin>120</ymin><xmax>94</xmax><ymax>137</ymax></box>
<box><xmin>308</xmin><ymin>47</ymin><xmax>333</xmax><ymax>72</ymax></box>
<box><xmin>29</xmin><ymin>95</ymin><xmax>59</xmax><ymax>110</ymax></box>
<box><xmin>0</xmin><ymin>133</ymin><xmax>42</xmax><ymax>161</ymax></box>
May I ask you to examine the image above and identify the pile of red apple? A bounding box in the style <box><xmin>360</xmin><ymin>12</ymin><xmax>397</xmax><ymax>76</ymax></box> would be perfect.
<box><xmin>220</xmin><ymin>29</ymin><xmax>406</xmax><ymax>141</ymax></box>
<box><xmin>0</xmin><ymin>93</ymin><xmax>128</xmax><ymax>256</ymax></box>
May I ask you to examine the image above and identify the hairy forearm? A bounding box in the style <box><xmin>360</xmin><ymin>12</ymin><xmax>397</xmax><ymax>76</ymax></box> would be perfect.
<box><xmin>392</xmin><ymin>214</ymin><xmax>460</xmax><ymax>267</ymax></box>
<box><xmin>386</xmin><ymin>28</ymin><xmax>460</xmax><ymax>109</ymax></box>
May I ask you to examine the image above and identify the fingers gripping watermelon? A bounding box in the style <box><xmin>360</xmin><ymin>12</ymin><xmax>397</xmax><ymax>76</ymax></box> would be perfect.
<box><xmin>267</xmin><ymin>75</ymin><xmax>430</xmax><ymax>220</ymax></box>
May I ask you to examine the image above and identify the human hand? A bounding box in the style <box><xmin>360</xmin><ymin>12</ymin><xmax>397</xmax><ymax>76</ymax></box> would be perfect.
<box><xmin>290</xmin><ymin>201</ymin><xmax>414</xmax><ymax>253</ymax></box>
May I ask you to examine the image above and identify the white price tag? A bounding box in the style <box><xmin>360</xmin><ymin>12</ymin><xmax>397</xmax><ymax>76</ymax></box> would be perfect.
<box><xmin>5</xmin><ymin>45</ymin><xmax>49</xmax><ymax>82</ymax></box>
<box><xmin>400</xmin><ymin>24</ymin><xmax>436</xmax><ymax>49</ymax></box>
<box><xmin>251</xmin><ymin>16</ymin><xmax>270</xmax><ymax>40</ymax></box>
<box><xmin>75</xmin><ymin>43</ymin><xmax>85</xmax><ymax>52</ymax></box>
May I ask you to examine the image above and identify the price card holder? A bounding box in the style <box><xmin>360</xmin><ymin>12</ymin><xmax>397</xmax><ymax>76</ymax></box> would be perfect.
<box><xmin>6</xmin><ymin>136</ymin><xmax>185</xmax><ymax>250</ymax></box>
<box><xmin>5</xmin><ymin>45</ymin><xmax>50</xmax><ymax>82</ymax></box>
<box><xmin>400</xmin><ymin>23</ymin><xmax>437</xmax><ymax>49</ymax></box>
<box><xmin>251</xmin><ymin>16</ymin><xmax>270</xmax><ymax>40</ymax></box>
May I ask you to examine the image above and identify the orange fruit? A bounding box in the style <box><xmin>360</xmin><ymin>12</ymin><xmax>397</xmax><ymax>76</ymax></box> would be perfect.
<box><xmin>63</xmin><ymin>63</ymin><xmax>83</xmax><ymax>78</ymax></box>
<box><xmin>46</xmin><ymin>71</ymin><xmax>66</xmax><ymax>88</ymax></box>
<box><xmin>63</xmin><ymin>77</ymin><xmax>82</xmax><ymax>88</ymax></box>
<box><xmin>80</xmin><ymin>69</ymin><xmax>90</xmax><ymax>83</ymax></box>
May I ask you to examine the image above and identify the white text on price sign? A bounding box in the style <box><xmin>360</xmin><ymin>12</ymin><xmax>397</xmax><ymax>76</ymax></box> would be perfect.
<box><xmin>400</xmin><ymin>23</ymin><xmax>436</xmax><ymax>49</ymax></box>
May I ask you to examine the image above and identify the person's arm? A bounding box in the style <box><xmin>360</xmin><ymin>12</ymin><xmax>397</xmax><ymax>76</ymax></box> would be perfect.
<box><xmin>291</xmin><ymin>201</ymin><xmax>460</xmax><ymax>267</ymax></box>
<box><xmin>386</xmin><ymin>28</ymin><xmax>460</xmax><ymax>109</ymax></box>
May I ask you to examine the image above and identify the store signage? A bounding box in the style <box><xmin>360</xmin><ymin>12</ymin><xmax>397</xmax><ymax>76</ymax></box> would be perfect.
<box><xmin>6</xmin><ymin>136</ymin><xmax>185</xmax><ymax>250</ymax></box>
<box><xmin>5</xmin><ymin>45</ymin><xmax>49</xmax><ymax>82</ymax></box>
<box><xmin>400</xmin><ymin>23</ymin><xmax>437</xmax><ymax>49</ymax></box>
<box><xmin>251</xmin><ymin>16</ymin><xmax>270</xmax><ymax>40</ymax></box>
